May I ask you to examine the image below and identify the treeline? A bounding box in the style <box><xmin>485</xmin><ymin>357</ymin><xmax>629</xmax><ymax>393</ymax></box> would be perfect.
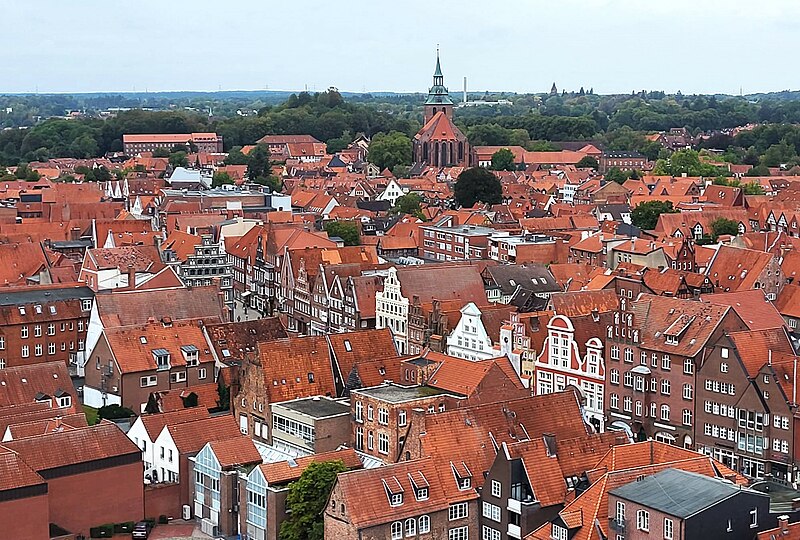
<box><xmin>4</xmin><ymin>88</ymin><xmax>800</xmax><ymax>169</ymax></box>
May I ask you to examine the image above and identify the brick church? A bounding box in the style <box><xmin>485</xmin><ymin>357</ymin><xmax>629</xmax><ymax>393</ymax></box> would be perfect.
<box><xmin>412</xmin><ymin>52</ymin><xmax>469</xmax><ymax>168</ymax></box>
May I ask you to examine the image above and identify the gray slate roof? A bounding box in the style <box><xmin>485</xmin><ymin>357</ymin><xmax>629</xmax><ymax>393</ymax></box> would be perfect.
<box><xmin>609</xmin><ymin>468</ymin><xmax>751</xmax><ymax>518</ymax></box>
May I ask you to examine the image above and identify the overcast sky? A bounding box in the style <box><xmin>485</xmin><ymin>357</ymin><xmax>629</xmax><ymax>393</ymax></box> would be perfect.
<box><xmin>3</xmin><ymin>0</ymin><xmax>797</xmax><ymax>95</ymax></box>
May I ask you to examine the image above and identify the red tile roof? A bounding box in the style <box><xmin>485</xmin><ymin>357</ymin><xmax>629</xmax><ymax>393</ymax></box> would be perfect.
<box><xmin>138</xmin><ymin>407</ymin><xmax>210</xmax><ymax>440</ymax></box>
<box><xmin>0</xmin><ymin>448</ymin><xmax>45</xmax><ymax>492</ymax></box>
<box><xmin>700</xmin><ymin>290</ymin><xmax>786</xmax><ymax>330</ymax></box>
<box><xmin>166</xmin><ymin>414</ymin><xmax>242</xmax><ymax>454</ymax></box>
<box><xmin>208</xmin><ymin>436</ymin><xmax>262</xmax><ymax>469</ymax></box>
<box><xmin>94</xmin><ymin>285</ymin><xmax>225</xmax><ymax>328</ymax></box>
<box><xmin>257</xmin><ymin>336</ymin><xmax>338</xmax><ymax>403</ymax></box>
<box><xmin>259</xmin><ymin>448</ymin><xmax>363</xmax><ymax>486</ymax></box>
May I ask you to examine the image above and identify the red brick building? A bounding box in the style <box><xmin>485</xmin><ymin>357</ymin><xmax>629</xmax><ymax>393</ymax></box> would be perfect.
<box><xmin>0</xmin><ymin>449</ymin><xmax>49</xmax><ymax>540</ymax></box>
<box><xmin>122</xmin><ymin>132</ymin><xmax>223</xmax><ymax>154</ymax></box>
<box><xmin>0</xmin><ymin>284</ymin><xmax>93</xmax><ymax>370</ymax></box>
<box><xmin>1</xmin><ymin>421</ymin><xmax>144</xmax><ymax>537</ymax></box>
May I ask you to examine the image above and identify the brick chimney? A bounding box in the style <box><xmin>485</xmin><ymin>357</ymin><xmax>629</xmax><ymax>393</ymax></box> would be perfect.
<box><xmin>778</xmin><ymin>515</ymin><xmax>789</xmax><ymax>535</ymax></box>
<box><xmin>126</xmin><ymin>264</ymin><xmax>136</xmax><ymax>290</ymax></box>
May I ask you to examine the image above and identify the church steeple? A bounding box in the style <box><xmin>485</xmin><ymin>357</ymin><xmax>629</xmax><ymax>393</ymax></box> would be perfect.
<box><xmin>424</xmin><ymin>47</ymin><xmax>453</xmax><ymax>124</ymax></box>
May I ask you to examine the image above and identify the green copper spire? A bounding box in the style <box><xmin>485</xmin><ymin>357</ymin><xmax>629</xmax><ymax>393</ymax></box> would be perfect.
<box><xmin>426</xmin><ymin>47</ymin><xmax>452</xmax><ymax>106</ymax></box>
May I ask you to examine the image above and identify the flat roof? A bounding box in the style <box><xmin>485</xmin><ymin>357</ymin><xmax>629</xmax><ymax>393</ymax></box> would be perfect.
<box><xmin>353</xmin><ymin>383</ymin><xmax>448</xmax><ymax>403</ymax></box>
<box><xmin>420</xmin><ymin>225</ymin><xmax>496</xmax><ymax>236</ymax></box>
<box><xmin>272</xmin><ymin>396</ymin><xmax>350</xmax><ymax>418</ymax></box>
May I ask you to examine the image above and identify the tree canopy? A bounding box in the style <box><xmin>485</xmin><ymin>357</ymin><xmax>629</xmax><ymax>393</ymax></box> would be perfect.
<box><xmin>212</xmin><ymin>171</ymin><xmax>234</xmax><ymax>187</ymax></box>
<box><xmin>324</xmin><ymin>221</ymin><xmax>360</xmax><ymax>246</ymax></box>
<box><xmin>280</xmin><ymin>460</ymin><xmax>349</xmax><ymax>540</ymax></box>
<box><xmin>367</xmin><ymin>131</ymin><xmax>412</xmax><ymax>171</ymax></box>
<box><xmin>710</xmin><ymin>217</ymin><xmax>740</xmax><ymax>239</ymax></box>
<box><xmin>391</xmin><ymin>193</ymin><xmax>424</xmax><ymax>219</ymax></box>
<box><xmin>651</xmin><ymin>149</ymin><xmax>725</xmax><ymax>177</ymax></box>
<box><xmin>576</xmin><ymin>155</ymin><xmax>599</xmax><ymax>170</ymax></box>
<box><xmin>454</xmin><ymin>167</ymin><xmax>502</xmax><ymax>208</ymax></box>
<box><xmin>490</xmin><ymin>148</ymin><xmax>516</xmax><ymax>171</ymax></box>
<box><xmin>630</xmin><ymin>200</ymin><xmax>678</xmax><ymax>230</ymax></box>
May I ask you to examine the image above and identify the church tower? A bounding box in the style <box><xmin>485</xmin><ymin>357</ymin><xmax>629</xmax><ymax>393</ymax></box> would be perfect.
<box><xmin>424</xmin><ymin>50</ymin><xmax>454</xmax><ymax>124</ymax></box>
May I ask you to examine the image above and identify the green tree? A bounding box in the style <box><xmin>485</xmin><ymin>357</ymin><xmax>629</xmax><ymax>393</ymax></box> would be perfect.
<box><xmin>224</xmin><ymin>146</ymin><xmax>249</xmax><ymax>165</ymax></box>
<box><xmin>280</xmin><ymin>460</ymin><xmax>348</xmax><ymax>540</ymax></box>
<box><xmin>391</xmin><ymin>164</ymin><xmax>411</xmax><ymax>179</ymax></box>
<box><xmin>252</xmin><ymin>174</ymin><xmax>283</xmax><ymax>193</ymax></box>
<box><xmin>631</xmin><ymin>200</ymin><xmax>678</xmax><ymax>230</ymax></box>
<box><xmin>742</xmin><ymin>182</ymin><xmax>765</xmax><ymax>195</ymax></box>
<box><xmin>152</xmin><ymin>148</ymin><xmax>170</xmax><ymax>158</ymax></box>
<box><xmin>576</xmin><ymin>155</ymin><xmax>599</xmax><ymax>170</ymax></box>
<box><xmin>212</xmin><ymin>172</ymin><xmax>234</xmax><ymax>187</ymax></box>
<box><xmin>454</xmin><ymin>167</ymin><xmax>502</xmax><ymax>208</ymax></box>
<box><xmin>169</xmin><ymin>151</ymin><xmax>188</xmax><ymax>168</ymax></box>
<box><xmin>745</xmin><ymin>164</ymin><xmax>771</xmax><ymax>177</ymax></box>
<box><xmin>97</xmin><ymin>404</ymin><xmax>135</xmax><ymax>420</ymax></box>
<box><xmin>367</xmin><ymin>131</ymin><xmax>412</xmax><ymax>171</ymax></box>
<box><xmin>392</xmin><ymin>193</ymin><xmax>424</xmax><ymax>219</ymax></box>
<box><xmin>247</xmin><ymin>144</ymin><xmax>272</xmax><ymax>180</ymax></box>
<box><xmin>710</xmin><ymin>217</ymin><xmax>739</xmax><ymax>239</ymax></box>
<box><xmin>216</xmin><ymin>378</ymin><xmax>230</xmax><ymax>410</ymax></box>
<box><xmin>324</xmin><ymin>221</ymin><xmax>360</xmax><ymax>246</ymax></box>
<box><xmin>490</xmin><ymin>148</ymin><xmax>516</xmax><ymax>171</ymax></box>
<box><xmin>652</xmin><ymin>149</ymin><xmax>723</xmax><ymax>177</ymax></box>
<box><xmin>604</xmin><ymin>167</ymin><xmax>628</xmax><ymax>184</ymax></box>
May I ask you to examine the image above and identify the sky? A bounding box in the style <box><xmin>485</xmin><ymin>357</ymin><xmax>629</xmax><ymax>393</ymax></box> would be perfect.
<box><xmin>2</xmin><ymin>0</ymin><xmax>798</xmax><ymax>96</ymax></box>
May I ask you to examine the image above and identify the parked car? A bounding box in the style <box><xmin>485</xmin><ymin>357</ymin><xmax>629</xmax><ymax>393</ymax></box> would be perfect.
<box><xmin>131</xmin><ymin>521</ymin><xmax>153</xmax><ymax>539</ymax></box>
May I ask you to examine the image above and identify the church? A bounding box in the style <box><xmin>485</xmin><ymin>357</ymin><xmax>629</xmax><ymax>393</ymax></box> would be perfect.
<box><xmin>412</xmin><ymin>52</ymin><xmax>470</xmax><ymax>168</ymax></box>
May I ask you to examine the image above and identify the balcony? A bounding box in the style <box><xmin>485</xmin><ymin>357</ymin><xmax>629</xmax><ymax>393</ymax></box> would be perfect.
<box><xmin>507</xmin><ymin>498</ymin><xmax>522</xmax><ymax>514</ymax></box>
<box><xmin>508</xmin><ymin>524</ymin><xmax>521</xmax><ymax>539</ymax></box>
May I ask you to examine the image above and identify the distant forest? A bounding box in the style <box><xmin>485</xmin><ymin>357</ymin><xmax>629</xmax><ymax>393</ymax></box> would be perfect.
<box><xmin>2</xmin><ymin>88</ymin><xmax>800</xmax><ymax>170</ymax></box>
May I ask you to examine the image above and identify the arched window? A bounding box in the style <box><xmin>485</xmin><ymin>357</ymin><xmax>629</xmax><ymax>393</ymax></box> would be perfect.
<box><xmin>661</xmin><ymin>404</ymin><xmax>670</xmax><ymax>421</ymax></box>
<box><xmin>391</xmin><ymin>521</ymin><xmax>402</xmax><ymax>540</ymax></box>
<box><xmin>405</xmin><ymin>518</ymin><xmax>416</xmax><ymax>536</ymax></box>
<box><xmin>423</xmin><ymin>142</ymin><xmax>428</xmax><ymax>162</ymax></box>
<box><xmin>419</xmin><ymin>515</ymin><xmax>430</xmax><ymax>533</ymax></box>
<box><xmin>458</xmin><ymin>141</ymin><xmax>464</xmax><ymax>161</ymax></box>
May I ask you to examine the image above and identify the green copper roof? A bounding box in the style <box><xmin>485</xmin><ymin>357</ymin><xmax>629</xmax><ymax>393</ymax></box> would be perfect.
<box><xmin>434</xmin><ymin>53</ymin><xmax>443</xmax><ymax>78</ymax></box>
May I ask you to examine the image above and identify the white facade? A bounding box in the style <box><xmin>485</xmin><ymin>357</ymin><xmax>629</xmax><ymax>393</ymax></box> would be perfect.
<box><xmin>152</xmin><ymin>426</ymin><xmax>181</xmax><ymax>484</ymax></box>
<box><xmin>375</xmin><ymin>267</ymin><xmax>409</xmax><ymax>354</ymax></box>
<box><xmin>82</xmin><ymin>384</ymin><xmax>122</xmax><ymax>408</ymax></box>
<box><xmin>376</xmin><ymin>178</ymin><xmax>407</xmax><ymax>205</ymax></box>
<box><xmin>534</xmin><ymin>315</ymin><xmax>606</xmax><ymax>432</ymax></box>
<box><xmin>446</xmin><ymin>303</ymin><xmax>496</xmax><ymax>361</ymax></box>
<box><xmin>127</xmin><ymin>417</ymin><xmax>155</xmax><ymax>477</ymax></box>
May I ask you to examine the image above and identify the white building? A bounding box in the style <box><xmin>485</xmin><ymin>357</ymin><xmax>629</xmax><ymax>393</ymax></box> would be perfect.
<box><xmin>445</xmin><ymin>303</ymin><xmax>496</xmax><ymax>361</ymax></box>
<box><xmin>376</xmin><ymin>178</ymin><xmax>407</xmax><ymax>205</ymax></box>
<box><xmin>534</xmin><ymin>315</ymin><xmax>606</xmax><ymax>432</ymax></box>
<box><xmin>374</xmin><ymin>267</ymin><xmax>409</xmax><ymax>354</ymax></box>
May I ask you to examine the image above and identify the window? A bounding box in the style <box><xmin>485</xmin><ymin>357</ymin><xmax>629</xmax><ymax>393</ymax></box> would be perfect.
<box><xmin>21</xmin><ymin>345</ymin><xmax>29</xmax><ymax>358</ymax></box>
<box><xmin>610</xmin><ymin>393</ymin><xmax>619</xmax><ymax>409</ymax></box>
<box><xmin>367</xmin><ymin>405</ymin><xmax>374</xmax><ymax>421</ymax></box>
<box><xmin>419</xmin><ymin>516</ymin><xmax>430</xmax><ymax>534</ymax></box>
<box><xmin>720</xmin><ymin>362</ymin><xmax>728</xmax><ymax>373</ymax></box>
<box><xmin>721</xmin><ymin>347</ymin><xmax>729</xmax><ymax>359</ymax></box>
<box><xmin>57</xmin><ymin>395</ymin><xmax>72</xmax><ymax>408</ymax></box>
<box><xmin>623</xmin><ymin>396</ymin><xmax>632</xmax><ymax>412</ymax></box>
<box><xmin>355</xmin><ymin>401</ymin><xmax>363</xmax><ymax>422</ymax></box>
<box><xmin>683</xmin><ymin>383</ymin><xmax>693</xmax><ymax>400</ymax></box>
<box><xmin>664</xmin><ymin>518</ymin><xmax>674</xmax><ymax>540</ymax></box>
<box><xmin>21</xmin><ymin>326</ymin><xmax>28</xmax><ymax>339</ymax></box>
<box><xmin>140</xmin><ymin>375</ymin><xmax>157</xmax><ymax>387</ymax></box>
<box><xmin>378</xmin><ymin>433</ymin><xmax>389</xmax><ymax>455</ymax></box>
<box><xmin>483</xmin><ymin>502</ymin><xmax>501</xmax><ymax>522</ymax></box>
<box><xmin>661</xmin><ymin>405</ymin><xmax>670</xmax><ymax>421</ymax></box>
<box><xmin>449</xmin><ymin>527</ymin><xmax>468</xmax><ymax>540</ymax></box>
<box><xmin>368</xmin><ymin>431</ymin><xmax>374</xmax><ymax>450</ymax></box>
<box><xmin>683</xmin><ymin>409</ymin><xmax>692</xmax><ymax>426</ymax></box>
<box><xmin>405</xmin><ymin>518</ymin><xmax>416</xmax><ymax>537</ymax></box>
<box><xmin>390</xmin><ymin>493</ymin><xmax>403</xmax><ymax>506</ymax></box>
<box><xmin>48</xmin><ymin>342</ymin><xmax>55</xmax><ymax>355</ymax></box>
<box><xmin>615</xmin><ymin>501</ymin><xmax>625</xmax><ymax>522</ymax></box>
<box><xmin>611</xmin><ymin>345</ymin><xmax>619</xmax><ymax>360</ymax></box>
<box><xmin>82</xmin><ymin>299</ymin><xmax>92</xmax><ymax>311</ymax></box>
<box><xmin>552</xmin><ymin>525</ymin><xmax>568</xmax><ymax>540</ymax></box>
<box><xmin>449</xmin><ymin>502</ymin><xmax>468</xmax><ymax>520</ymax></box>
<box><xmin>47</xmin><ymin>323</ymin><xmax>55</xmax><ymax>336</ymax></box>
<box><xmin>637</xmin><ymin>509</ymin><xmax>649</xmax><ymax>531</ymax></box>
<box><xmin>391</xmin><ymin>521</ymin><xmax>402</xmax><ymax>540</ymax></box>
<box><xmin>662</xmin><ymin>355</ymin><xmax>671</xmax><ymax>370</ymax></box>
<box><xmin>483</xmin><ymin>526</ymin><xmax>501</xmax><ymax>540</ymax></box>
<box><xmin>398</xmin><ymin>409</ymin><xmax>407</xmax><ymax>426</ymax></box>
<box><xmin>684</xmin><ymin>358</ymin><xmax>693</xmax><ymax>374</ymax></box>
<box><xmin>34</xmin><ymin>325</ymin><xmax>42</xmax><ymax>337</ymax></box>
<box><xmin>378</xmin><ymin>407</ymin><xmax>389</xmax><ymax>425</ymax></box>
<box><xmin>624</xmin><ymin>348</ymin><xmax>633</xmax><ymax>363</ymax></box>
<box><xmin>750</xmin><ymin>508</ymin><xmax>758</xmax><ymax>528</ymax></box>
<box><xmin>491</xmin><ymin>480</ymin><xmax>502</xmax><ymax>498</ymax></box>
<box><xmin>661</xmin><ymin>379</ymin><xmax>671</xmax><ymax>395</ymax></box>
<box><xmin>624</xmin><ymin>371</ymin><xmax>633</xmax><ymax>387</ymax></box>
<box><xmin>198</xmin><ymin>368</ymin><xmax>207</xmax><ymax>380</ymax></box>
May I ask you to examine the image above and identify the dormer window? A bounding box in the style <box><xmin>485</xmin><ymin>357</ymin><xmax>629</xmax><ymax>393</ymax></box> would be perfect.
<box><xmin>409</xmin><ymin>471</ymin><xmax>430</xmax><ymax>501</ymax></box>
<box><xmin>451</xmin><ymin>461</ymin><xmax>473</xmax><ymax>490</ymax></box>
<box><xmin>665</xmin><ymin>334</ymin><xmax>678</xmax><ymax>345</ymax></box>
<box><xmin>152</xmin><ymin>349</ymin><xmax>170</xmax><ymax>370</ymax></box>
<box><xmin>383</xmin><ymin>477</ymin><xmax>404</xmax><ymax>507</ymax></box>
<box><xmin>181</xmin><ymin>345</ymin><xmax>199</xmax><ymax>366</ymax></box>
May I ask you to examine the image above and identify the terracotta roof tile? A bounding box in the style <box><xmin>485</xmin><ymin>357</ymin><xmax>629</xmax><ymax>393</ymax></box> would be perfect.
<box><xmin>139</xmin><ymin>407</ymin><xmax>210</xmax><ymax>440</ymax></box>
<box><xmin>0</xmin><ymin>448</ymin><xmax>45</xmax><ymax>492</ymax></box>
<box><xmin>259</xmin><ymin>448</ymin><xmax>363</xmax><ymax>485</ymax></box>
<box><xmin>257</xmin><ymin>336</ymin><xmax>337</xmax><ymax>403</ymax></box>
<box><xmin>208</xmin><ymin>436</ymin><xmax>262</xmax><ymax>469</ymax></box>
<box><xmin>700</xmin><ymin>290</ymin><xmax>786</xmax><ymax>330</ymax></box>
<box><xmin>166</xmin><ymin>414</ymin><xmax>242</xmax><ymax>454</ymax></box>
<box><xmin>94</xmin><ymin>285</ymin><xmax>225</xmax><ymax>328</ymax></box>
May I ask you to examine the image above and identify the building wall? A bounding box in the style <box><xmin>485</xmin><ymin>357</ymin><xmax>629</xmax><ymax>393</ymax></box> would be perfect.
<box><xmin>0</xmin><ymin>492</ymin><xmax>49</xmax><ymax>540</ymax></box>
<box><xmin>144</xmin><ymin>483</ymin><xmax>183</xmax><ymax>520</ymax></box>
<box><xmin>375</xmin><ymin>268</ymin><xmax>409</xmax><ymax>354</ymax></box>
<box><xmin>234</xmin><ymin>357</ymin><xmax>270</xmax><ymax>443</ymax></box>
<box><xmin>47</xmin><ymin>459</ymin><xmax>144</xmax><ymax>536</ymax></box>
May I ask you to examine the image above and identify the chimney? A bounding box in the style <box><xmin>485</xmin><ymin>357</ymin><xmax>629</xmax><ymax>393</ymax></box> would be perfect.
<box><xmin>126</xmin><ymin>264</ymin><xmax>135</xmax><ymax>290</ymax></box>
<box><xmin>778</xmin><ymin>515</ymin><xmax>789</xmax><ymax>535</ymax></box>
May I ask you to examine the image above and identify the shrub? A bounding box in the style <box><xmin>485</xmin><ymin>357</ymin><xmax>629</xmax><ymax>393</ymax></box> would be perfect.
<box><xmin>89</xmin><ymin>524</ymin><xmax>114</xmax><ymax>538</ymax></box>
<box><xmin>114</xmin><ymin>521</ymin><xmax>135</xmax><ymax>533</ymax></box>
<box><xmin>158</xmin><ymin>514</ymin><xmax>169</xmax><ymax>524</ymax></box>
